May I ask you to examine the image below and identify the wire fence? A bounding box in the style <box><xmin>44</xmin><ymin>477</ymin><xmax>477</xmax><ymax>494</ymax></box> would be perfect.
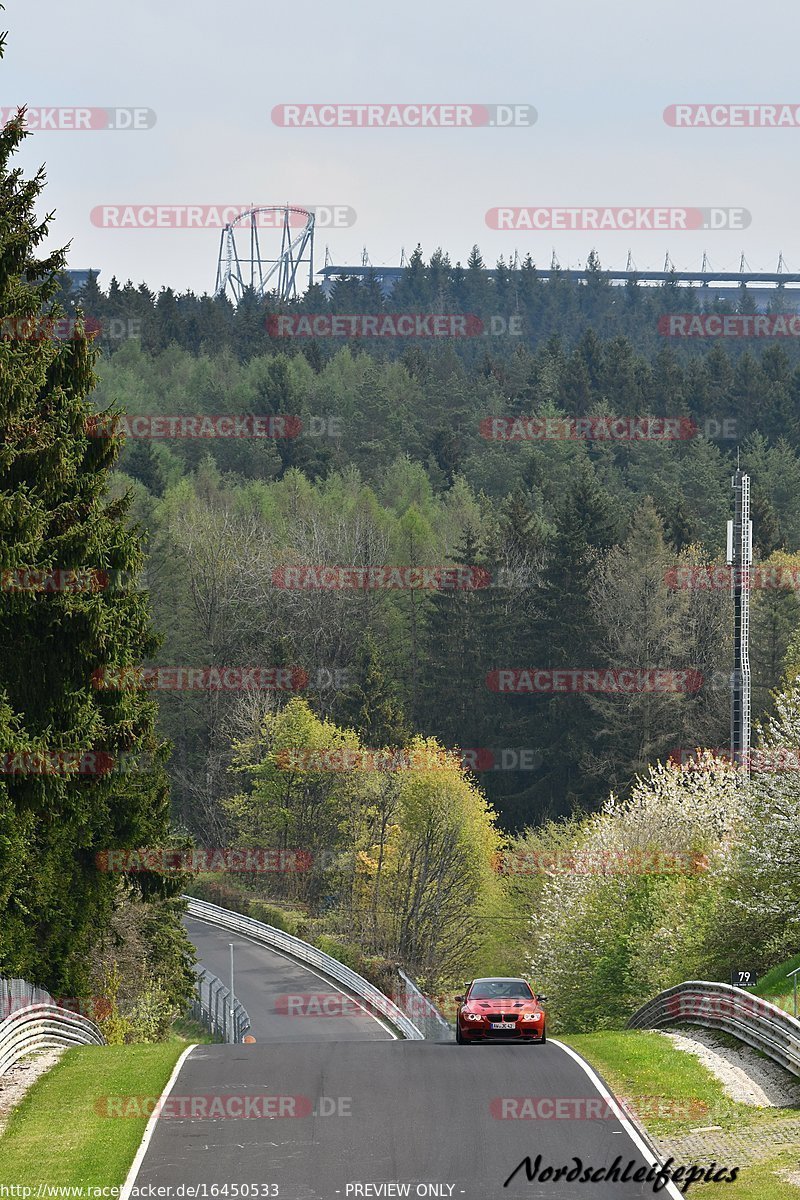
<box><xmin>190</xmin><ymin>965</ymin><xmax>251</xmax><ymax>1044</ymax></box>
<box><xmin>396</xmin><ymin>969</ymin><xmax>453</xmax><ymax>1041</ymax></box>
<box><xmin>0</xmin><ymin>976</ymin><xmax>54</xmax><ymax>1021</ymax></box>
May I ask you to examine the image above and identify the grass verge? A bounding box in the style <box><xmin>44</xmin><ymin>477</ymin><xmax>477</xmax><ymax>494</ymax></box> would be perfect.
<box><xmin>562</xmin><ymin>1030</ymin><xmax>800</xmax><ymax>1198</ymax></box>
<box><xmin>0</xmin><ymin>1043</ymin><xmax>185</xmax><ymax>1187</ymax></box>
<box><xmin>170</xmin><ymin>1015</ymin><xmax>217</xmax><ymax>1044</ymax></box>
<box><xmin>753</xmin><ymin>953</ymin><xmax>800</xmax><ymax>1015</ymax></box>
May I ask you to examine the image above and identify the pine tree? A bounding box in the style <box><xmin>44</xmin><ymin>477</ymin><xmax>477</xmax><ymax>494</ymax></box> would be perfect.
<box><xmin>0</xmin><ymin>79</ymin><xmax>180</xmax><ymax>993</ymax></box>
<box><xmin>418</xmin><ymin>527</ymin><xmax>506</xmax><ymax>750</ymax></box>
<box><xmin>656</xmin><ymin>495</ymin><xmax>695</xmax><ymax>553</ymax></box>
<box><xmin>585</xmin><ymin>498</ymin><xmax>692</xmax><ymax>791</ymax></box>
<box><xmin>391</xmin><ymin>245</ymin><xmax>432</xmax><ymax>309</ymax></box>
<box><xmin>526</xmin><ymin>466</ymin><xmax>621</xmax><ymax>815</ymax></box>
<box><xmin>75</xmin><ymin>270</ymin><xmax>104</xmax><ymax>321</ymax></box>
<box><xmin>334</xmin><ymin>632</ymin><xmax>410</xmax><ymax>747</ymax></box>
<box><xmin>534</xmin><ymin>463</ymin><xmax>619</xmax><ymax>661</ymax></box>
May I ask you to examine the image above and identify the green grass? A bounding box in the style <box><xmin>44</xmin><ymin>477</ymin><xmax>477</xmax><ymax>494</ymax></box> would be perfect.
<box><xmin>0</xmin><ymin>1043</ymin><xmax>186</xmax><ymax>1187</ymax></box>
<box><xmin>752</xmin><ymin>953</ymin><xmax>800</xmax><ymax>1015</ymax></box>
<box><xmin>562</xmin><ymin>1030</ymin><xmax>739</xmax><ymax>1135</ymax></box>
<box><xmin>562</xmin><ymin>1030</ymin><xmax>800</xmax><ymax>1198</ymax></box>
<box><xmin>170</xmin><ymin>1015</ymin><xmax>218</xmax><ymax>1044</ymax></box>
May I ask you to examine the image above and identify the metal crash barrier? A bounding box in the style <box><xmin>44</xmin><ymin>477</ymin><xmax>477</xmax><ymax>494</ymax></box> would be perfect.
<box><xmin>184</xmin><ymin>896</ymin><xmax>425</xmax><ymax>1040</ymax></box>
<box><xmin>628</xmin><ymin>980</ymin><xmax>800</xmax><ymax>1076</ymax></box>
<box><xmin>0</xmin><ymin>1001</ymin><xmax>105</xmax><ymax>1076</ymax></box>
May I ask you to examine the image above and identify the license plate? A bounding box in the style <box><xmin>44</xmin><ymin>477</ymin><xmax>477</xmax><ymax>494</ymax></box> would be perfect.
<box><xmin>490</xmin><ymin>1022</ymin><xmax>515</xmax><ymax>1029</ymax></box>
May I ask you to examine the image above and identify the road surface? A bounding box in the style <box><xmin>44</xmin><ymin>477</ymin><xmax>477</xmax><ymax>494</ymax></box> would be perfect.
<box><xmin>122</xmin><ymin>915</ymin><xmax>683</xmax><ymax>1199</ymax></box>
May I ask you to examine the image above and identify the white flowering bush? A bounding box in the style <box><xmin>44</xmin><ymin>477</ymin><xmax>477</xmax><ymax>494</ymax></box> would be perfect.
<box><xmin>520</xmin><ymin>757</ymin><xmax>742</xmax><ymax>1030</ymax></box>
<box><xmin>705</xmin><ymin>682</ymin><xmax>800</xmax><ymax>968</ymax></box>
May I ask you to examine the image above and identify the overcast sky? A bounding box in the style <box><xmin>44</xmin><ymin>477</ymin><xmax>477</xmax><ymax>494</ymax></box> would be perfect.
<box><xmin>4</xmin><ymin>0</ymin><xmax>799</xmax><ymax>294</ymax></box>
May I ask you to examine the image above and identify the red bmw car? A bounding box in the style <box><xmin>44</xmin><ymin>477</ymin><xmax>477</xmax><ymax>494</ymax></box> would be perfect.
<box><xmin>455</xmin><ymin>976</ymin><xmax>547</xmax><ymax>1044</ymax></box>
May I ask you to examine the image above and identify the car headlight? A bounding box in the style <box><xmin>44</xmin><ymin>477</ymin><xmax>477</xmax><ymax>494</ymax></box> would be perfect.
<box><xmin>466</xmin><ymin>1012</ymin><xmax>483</xmax><ymax>1021</ymax></box>
<box><xmin>522</xmin><ymin>1013</ymin><xmax>542</xmax><ymax>1021</ymax></box>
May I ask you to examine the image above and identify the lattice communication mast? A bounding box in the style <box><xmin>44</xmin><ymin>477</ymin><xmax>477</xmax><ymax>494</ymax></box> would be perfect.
<box><xmin>727</xmin><ymin>469</ymin><xmax>752</xmax><ymax>769</ymax></box>
<box><xmin>214</xmin><ymin>206</ymin><xmax>315</xmax><ymax>303</ymax></box>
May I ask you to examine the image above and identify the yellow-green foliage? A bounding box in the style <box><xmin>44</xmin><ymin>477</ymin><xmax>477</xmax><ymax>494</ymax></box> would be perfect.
<box><xmin>224</xmin><ymin>701</ymin><xmax>503</xmax><ymax>985</ymax></box>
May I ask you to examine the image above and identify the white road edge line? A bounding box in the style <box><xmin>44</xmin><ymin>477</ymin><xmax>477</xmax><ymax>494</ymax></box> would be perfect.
<box><xmin>551</xmin><ymin>1039</ymin><xmax>685</xmax><ymax>1200</ymax></box>
<box><xmin>120</xmin><ymin>1043</ymin><xmax>196</xmax><ymax>1200</ymax></box>
<box><xmin>188</xmin><ymin>918</ymin><xmax>399</xmax><ymax>1041</ymax></box>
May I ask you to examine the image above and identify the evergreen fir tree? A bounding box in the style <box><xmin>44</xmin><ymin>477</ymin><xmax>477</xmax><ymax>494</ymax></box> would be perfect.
<box><xmin>525</xmin><ymin>466</ymin><xmax>620</xmax><ymax>815</ymax></box>
<box><xmin>418</xmin><ymin>527</ymin><xmax>507</xmax><ymax>750</ymax></box>
<box><xmin>0</xmin><ymin>82</ymin><xmax>181</xmax><ymax>993</ymax></box>
<box><xmin>335</xmin><ymin>632</ymin><xmax>410</xmax><ymax>747</ymax></box>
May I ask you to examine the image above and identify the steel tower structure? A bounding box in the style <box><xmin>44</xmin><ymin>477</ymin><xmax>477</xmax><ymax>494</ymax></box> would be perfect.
<box><xmin>727</xmin><ymin>469</ymin><xmax>752</xmax><ymax>768</ymax></box>
<box><xmin>214</xmin><ymin>206</ymin><xmax>315</xmax><ymax>303</ymax></box>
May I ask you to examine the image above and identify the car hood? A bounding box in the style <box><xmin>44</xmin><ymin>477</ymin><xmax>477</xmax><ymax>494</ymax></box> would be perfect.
<box><xmin>464</xmin><ymin>1000</ymin><xmax>541</xmax><ymax>1012</ymax></box>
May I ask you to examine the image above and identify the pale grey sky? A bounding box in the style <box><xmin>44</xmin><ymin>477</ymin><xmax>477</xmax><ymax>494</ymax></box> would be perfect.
<box><xmin>5</xmin><ymin>0</ymin><xmax>799</xmax><ymax>292</ymax></box>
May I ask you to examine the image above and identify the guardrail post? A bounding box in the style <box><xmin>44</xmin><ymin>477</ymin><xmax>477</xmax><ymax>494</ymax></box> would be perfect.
<box><xmin>213</xmin><ymin>979</ymin><xmax>221</xmax><ymax>1036</ymax></box>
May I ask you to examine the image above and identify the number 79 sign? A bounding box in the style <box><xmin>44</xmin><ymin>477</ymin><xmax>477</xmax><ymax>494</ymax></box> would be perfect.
<box><xmin>731</xmin><ymin>969</ymin><xmax>758</xmax><ymax>988</ymax></box>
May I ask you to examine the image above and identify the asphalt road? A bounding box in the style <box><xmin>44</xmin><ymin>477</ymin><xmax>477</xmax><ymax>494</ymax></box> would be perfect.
<box><xmin>125</xmin><ymin>917</ymin><xmax>684</xmax><ymax>1199</ymax></box>
<box><xmin>185</xmin><ymin>916</ymin><xmax>392</xmax><ymax>1042</ymax></box>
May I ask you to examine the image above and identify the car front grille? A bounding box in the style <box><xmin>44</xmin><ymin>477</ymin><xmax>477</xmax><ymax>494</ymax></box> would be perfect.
<box><xmin>486</xmin><ymin>1013</ymin><xmax>519</xmax><ymax>1022</ymax></box>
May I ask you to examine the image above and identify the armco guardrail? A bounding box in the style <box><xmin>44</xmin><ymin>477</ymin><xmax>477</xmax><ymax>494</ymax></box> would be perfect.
<box><xmin>396</xmin><ymin>968</ymin><xmax>453</xmax><ymax>1041</ymax></box>
<box><xmin>0</xmin><ymin>1003</ymin><xmax>105</xmax><ymax>1076</ymax></box>
<box><xmin>192</xmin><ymin>965</ymin><xmax>251</xmax><ymax>1044</ymax></box>
<box><xmin>628</xmin><ymin>980</ymin><xmax>800</xmax><ymax>1076</ymax></box>
<box><xmin>184</xmin><ymin>896</ymin><xmax>425</xmax><ymax>1040</ymax></box>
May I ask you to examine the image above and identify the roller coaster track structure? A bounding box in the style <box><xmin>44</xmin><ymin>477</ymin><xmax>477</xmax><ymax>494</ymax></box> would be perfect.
<box><xmin>214</xmin><ymin>206</ymin><xmax>315</xmax><ymax>303</ymax></box>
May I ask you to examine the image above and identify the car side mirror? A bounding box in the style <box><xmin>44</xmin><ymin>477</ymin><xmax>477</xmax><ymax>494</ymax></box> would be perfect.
<box><xmin>455</xmin><ymin>995</ymin><xmax>465</xmax><ymax>1003</ymax></box>
<box><xmin>535</xmin><ymin>994</ymin><xmax>548</xmax><ymax>1003</ymax></box>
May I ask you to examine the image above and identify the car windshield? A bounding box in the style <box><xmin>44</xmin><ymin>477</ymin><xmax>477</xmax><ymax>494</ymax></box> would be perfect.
<box><xmin>469</xmin><ymin>980</ymin><xmax>533</xmax><ymax>999</ymax></box>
